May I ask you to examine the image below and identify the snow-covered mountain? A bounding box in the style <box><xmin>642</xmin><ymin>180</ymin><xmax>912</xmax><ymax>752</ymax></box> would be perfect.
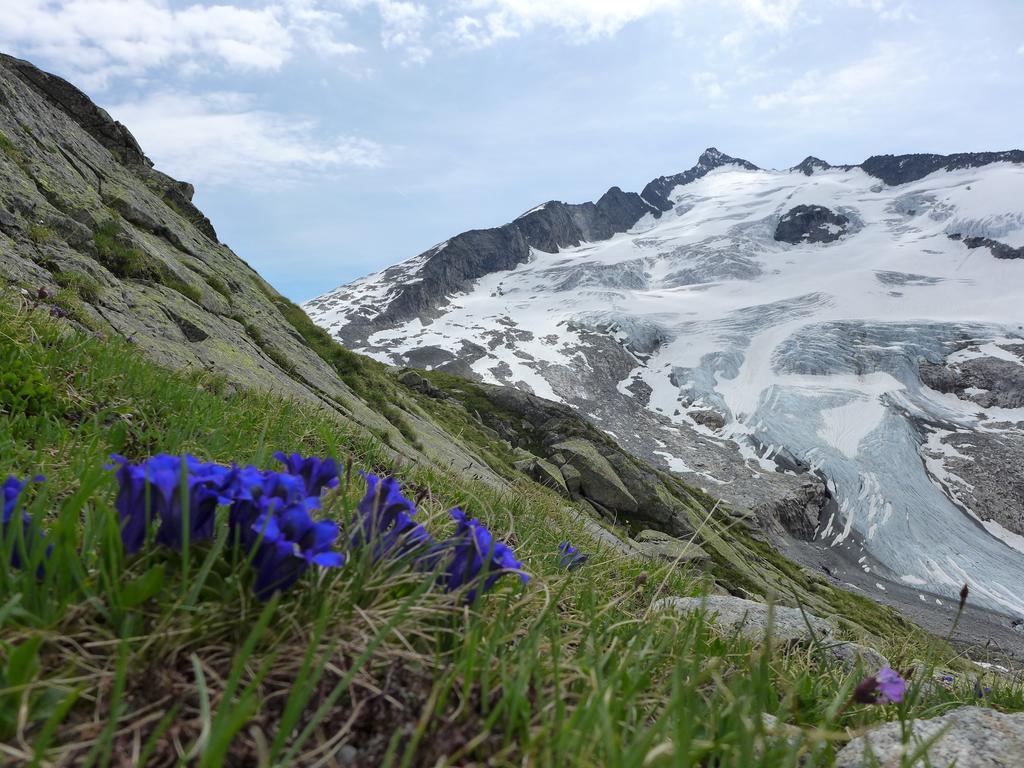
<box><xmin>306</xmin><ymin>148</ymin><xmax>1024</xmax><ymax>616</ymax></box>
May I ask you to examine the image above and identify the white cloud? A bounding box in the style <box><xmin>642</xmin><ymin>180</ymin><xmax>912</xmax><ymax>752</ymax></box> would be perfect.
<box><xmin>377</xmin><ymin>0</ymin><xmax>431</xmax><ymax>64</ymax></box>
<box><xmin>108</xmin><ymin>91</ymin><xmax>386</xmax><ymax>186</ymax></box>
<box><xmin>0</xmin><ymin>0</ymin><xmax>360</xmax><ymax>89</ymax></box>
<box><xmin>753</xmin><ymin>43</ymin><xmax>927</xmax><ymax>111</ymax></box>
<box><xmin>447</xmin><ymin>0</ymin><xmax>680</xmax><ymax>43</ymax></box>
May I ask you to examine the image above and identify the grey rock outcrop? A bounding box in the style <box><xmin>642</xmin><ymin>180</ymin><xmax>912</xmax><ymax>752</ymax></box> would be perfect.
<box><xmin>825</xmin><ymin>641</ymin><xmax>889</xmax><ymax>673</ymax></box>
<box><xmin>920</xmin><ymin>355</ymin><xmax>1024</xmax><ymax>409</ymax></box>
<box><xmin>653</xmin><ymin>595</ymin><xmax>890</xmax><ymax>672</ymax></box>
<box><xmin>755</xmin><ymin>480</ymin><xmax>825</xmax><ymax>540</ymax></box>
<box><xmin>949</xmin><ymin>232</ymin><xmax>1024</xmax><ymax>260</ymax></box>
<box><xmin>835</xmin><ymin>706</ymin><xmax>1024</xmax><ymax>768</ymax></box>
<box><xmin>553</xmin><ymin>438</ymin><xmax>638</xmax><ymax>513</ymax></box>
<box><xmin>861</xmin><ymin>150</ymin><xmax>1024</xmax><ymax>186</ymax></box>
<box><xmin>515</xmin><ymin>457</ymin><xmax>569</xmax><ymax>497</ymax></box>
<box><xmin>774</xmin><ymin>205</ymin><xmax>850</xmax><ymax>244</ymax></box>
<box><xmin>653</xmin><ymin>595</ymin><xmax>834</xmax><ymax>644</ymax></box>
<box><xmin>633</xmin><ymin>529</ymin><xmax>708</xmax><ymax>564</ymax></box>
<box><xmin>793</xmin><ymin>156</ymin><xmax>832</xmax><ymax>175</ymax></box>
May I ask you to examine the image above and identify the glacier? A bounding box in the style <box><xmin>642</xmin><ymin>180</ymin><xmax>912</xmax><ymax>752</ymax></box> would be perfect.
<box><xmin>306</xmin><ymin>153</ymin><xmax>1024</xmax><ymax>616</ymax></box>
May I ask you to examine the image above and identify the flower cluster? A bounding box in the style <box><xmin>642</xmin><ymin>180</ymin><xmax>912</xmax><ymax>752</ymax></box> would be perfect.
<box><xmin>3</xmin><ymin>474</ymin><xmax>49</xmax><ymax>570</ymax></box>
<box><xmin>558</xmin><ymin>541</ymin><xmax>589</xmax><ymax>571</ymax></box>
<box><xmin>110</xmin><ymin>452</ymin><xmax>344</xmax><ymax>599</ymax></box>
<box><xmin>5</xmin><ymin>455</ymin><xmax>532</xmax><ymax>604</ymax></box>
<box><xmin>437</xmin><ymin>509</ymin><xmax>529</xmax><ymax>601</ymax></box>
<box><xmin>852</xmin><ymin>666</ymin><xmax>906</xmax><ymax>705</ymax></box>
<box><xmin>351</xmin><ymin>472</ymin><xmax>528</xmax><ymax>601</ymax></box>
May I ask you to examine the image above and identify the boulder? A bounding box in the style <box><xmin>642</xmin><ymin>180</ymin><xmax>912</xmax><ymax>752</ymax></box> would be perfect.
<box><xmin>633</xmin><ymin>529</ymin><xmax>708</xmax><ymax>564</ymax></box>
<box><xmin>559</xmin><ymin>463</ymin><xmax>582</xmax><ymax>498</ymax></box>
<box><xmin>397</xmin><ymin>369</ymin><xmax>444</xmax><ymax>398</ymax></box>
<box><xmin>552</xmin><ymin>438</ymin><xmax>637</xmax><ymax>512</ymax></box>
<box><xmin>605</xmin><ymin>453</ymin><xmax>695</xmax><ymax>537</ymax></box>
<box><xmin>653</xmin><ymin>595</ymin><xmax>834</xmax><ymax>644</ymax></box>
<box><xmin>532</xmin><ymin>457</ymin><xmax>569</xmax><ymax>496</ymax></box>
<box><xmin>835</xmin><ymin>707</ymin><xmax>1024</xmax><ymax>768</ymax></box>
<box><xmin>515</xmin><ymin>457</ymin><xmax>570</xmax><ymax>497</ymax></box>
<box><xmin>825</xmin><ymin>641</ymin><xmax>889</xmax><ymax>673</ymax></box>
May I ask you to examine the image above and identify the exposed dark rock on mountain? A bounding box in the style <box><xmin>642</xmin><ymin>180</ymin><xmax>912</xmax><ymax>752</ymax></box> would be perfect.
<box><xmin>920</xmin><ymin>354</ymin><xmax>1024</xmax><ymax>410</ymax></box>
<box><xmin>861</xmin><ymin>150</ymin><xmax>1024</xmax><ymax>186</ymax></box>
<box><xmin>792</xmin><ymin>156</ymin><xmax>832</xmax><ymax>175</ymax></box>
<box><xmin>774</xmin><ymin>204</ymin><xmax>850</xmax><ymax>244</ymax></box>
<box><xmin>641</xmin><ymin>147</ymin><xmax>760</xmax><ymax>212</ymax></box>
<box><xmin>949</xmin><ymin>232</ymin><xmax>1024</xmax><ymax>260</ymax></box>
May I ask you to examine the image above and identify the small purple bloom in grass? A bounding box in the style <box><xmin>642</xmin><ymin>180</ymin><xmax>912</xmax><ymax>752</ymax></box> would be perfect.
<box><xmin>558</xmin><ymin>541</ymin><xmax>589</xmax><ymax>571</ymax></box>
<box><xmin>3</xmin><ymin>475</ymin><xmax>50</xmax><ymax>570</ymax></box>
<box><xmin>250</xmin><ymin>500</ymin><xmax>344</xmax><ymax>599</ymax></box>
<box><xmin>853</xmin><ymin>666</ymin><xmax>906</xmax><ymax>705</ymax></box>
<box><xmin>110</xmin><ymin>454</ymin><xmax>230</xmax><ymax>553</ymax></box>
<box><xmin>437</xmin><ymin>509</ymin><xmax>528</xmax><ymax>602</ymax></box>
<box><xmin>351</xmin><ymin>472</ymin><xmax>434</xmax><ymax>561</ymax></box>
<box><xmin>273</xmin><ymin>452</ymin><xmax>340</xmax><ymax>499</ymax></box>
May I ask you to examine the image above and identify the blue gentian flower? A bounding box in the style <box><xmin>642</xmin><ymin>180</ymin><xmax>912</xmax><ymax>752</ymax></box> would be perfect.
<box><xmin>250</xmin><ymin>500</ymin><xmax>344</xmax><ymax>599</ymax></box>
<box><xmin>273</xmin><ymin>452</ymin><xmax>340</xmax><ymax>499</ymax></box>
<box><xmin>558</xmin><ymin>541</ymin><xmax>589</xmax><ymax>571</ymax></box>
<box><xmin>436</xmin><ymin>509</ymin><xmax>528</xmax><ymax>601</ymax></box>
<box><xmin>110</xmin><ymin>454</ymin><xmax>232</xmax><ymax>553</ymax></box>
<box><xmin>351</xmin><ymin>472</ymin><xmax>434</xmax><ymax>560</ymax></box>
<box><xmin>2</xmin><ymin>474</ymin><xmax>49</xmax><ymax>570</ymax></box>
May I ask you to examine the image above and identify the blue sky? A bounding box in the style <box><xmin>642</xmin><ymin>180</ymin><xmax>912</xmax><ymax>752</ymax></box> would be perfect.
<box><xmin>3</xmin><ymin>1</ymin><xmax>1022</xmax><ymax>301</ymax></box>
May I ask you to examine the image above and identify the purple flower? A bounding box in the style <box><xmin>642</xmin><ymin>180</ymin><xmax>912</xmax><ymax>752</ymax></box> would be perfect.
<box><xmin>558</xmin><ymin>540</ymin><xmax>589</xmax><ymax>571</ymax></box>
<box><xmin>273</xmin><ymin>452</ymin><xmax>339</xmax><ymax>499</ymax></box>
<box><xmin>110</xmin><ymin>454</ymin><xmax>232</xmax><ymax>553</ymax></box>
<box><xmin>351</xmin><ymin>472</ymin><xmax>433</xmax><ymax>561</ymax></box>
<box><xmin>3</xmin><ymin>475</ymin><xmax>49</xmax><ymax>571</ymax></box>
<box><xmin>436</xmin><ymin>509</ymin><xmax>528</xmax><ymax>602</ymax></box>
<box><xmin>250</xmin><ymin>500</ymin><xmax>344</xmax><ymax>599</ymax></box>
<box><xmin>853</xmin><ymin>666</ymin><xmax>906</xmax><ymax>705</ymax></box>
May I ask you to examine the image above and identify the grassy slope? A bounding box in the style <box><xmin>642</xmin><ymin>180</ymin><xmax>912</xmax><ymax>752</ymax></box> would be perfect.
<box><xmin>1</xmin><ymin>296</ymin><xmax>1022</xmax><ymax>767</ymax></box>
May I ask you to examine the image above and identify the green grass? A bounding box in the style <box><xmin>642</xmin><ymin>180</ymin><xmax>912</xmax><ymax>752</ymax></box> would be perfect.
<box><xmin>0</xmin><ymin>130</ymin><xmax>26</xmax><ymax>165</ymax></box>
<box><xmin>54</xmin><ymin>271</ymin><xmax>101</xmax><ymax>303</ymax></box>
<box><xmin>204</xmin><ymin>273</ymin><xmax>231</xmax><ymax>300</ymax></box>
<box><xmin>27</xmin><ymin>224</ymin><xmax>55</xmax><ymax>245</ymax></box>
<box><xmin>93</xmin><ymin>218</ymin><xmax>201</xmax><ymax>303</ymax></box>
<box><xmin>0</xmin><ymin>298</ymin><xmax>1021</xmax><ymax>766</ymax></box>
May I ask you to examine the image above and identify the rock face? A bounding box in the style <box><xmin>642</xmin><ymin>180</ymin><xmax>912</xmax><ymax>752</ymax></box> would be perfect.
<box><xmin>553</xmin><ymin>438</ymin><xmax>639</xmax><ymax>511</ymax></box>
<box><xmin>653</xmin><ymin>595</ymin><xmax>834</xmax><ymax>643</ymax></box>
<box><xmin>633</xmin><ymin>529</ymin><xmax>708</xmax><ymax>564</ymax></box>
<box><xmin>792</xmin><ymin>156</ymin><xmax>832</xmax><ymax>175</ymax></box>
<box><xmin>0</xmin><ymin>53</ymin><xmax>503</xmax><ymax>487</ymax></box>
<box><xmin>835</xmin><ymin>707</ymin><xmax>1024</xmax><ymax>768</ymax></box>
<box><xmin>653</xmin><ymin>595</ymin><xmax>890</xmax><ymax>671</ymax></box>
<box><xmin>641</xmin><ymin>147</ymin><xmax>760</xmax><ymax>212</ymax></box>
<box><xmin>774</xmin><ymin>204</ymin><xmax>849</xmax><ymax>244</ymax></box>
<box><xmin>949</xmin><ymin>232</ymin><xmax>1024</xmax><ymax>260</ymax></box>
<box><xmin>861</xmin><ymin>150</ymin><xmax>1024</xmax><ymax>186</ymax></box>
<box><xmin>920</xmin><ymin>355</ymin><xmax>1024</xmax><ymax>409</ymax></box>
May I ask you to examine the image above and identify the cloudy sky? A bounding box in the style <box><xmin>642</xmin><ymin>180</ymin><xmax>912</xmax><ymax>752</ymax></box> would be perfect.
<box><xmin>2</xmin><ymin>1</ymin><xmax>1022</xmax><ymax>300</ymax></box>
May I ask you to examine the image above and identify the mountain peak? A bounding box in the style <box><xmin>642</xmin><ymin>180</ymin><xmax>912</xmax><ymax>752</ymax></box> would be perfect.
<box><xmin>793</xmin><ymin>156</ymin><xmax>832</xmax><ymax>175</ymax></box>
<box><xmin>641</xmin><ymin>148</ymin><xmax>759</xmax><ymax>212</ymax></box>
